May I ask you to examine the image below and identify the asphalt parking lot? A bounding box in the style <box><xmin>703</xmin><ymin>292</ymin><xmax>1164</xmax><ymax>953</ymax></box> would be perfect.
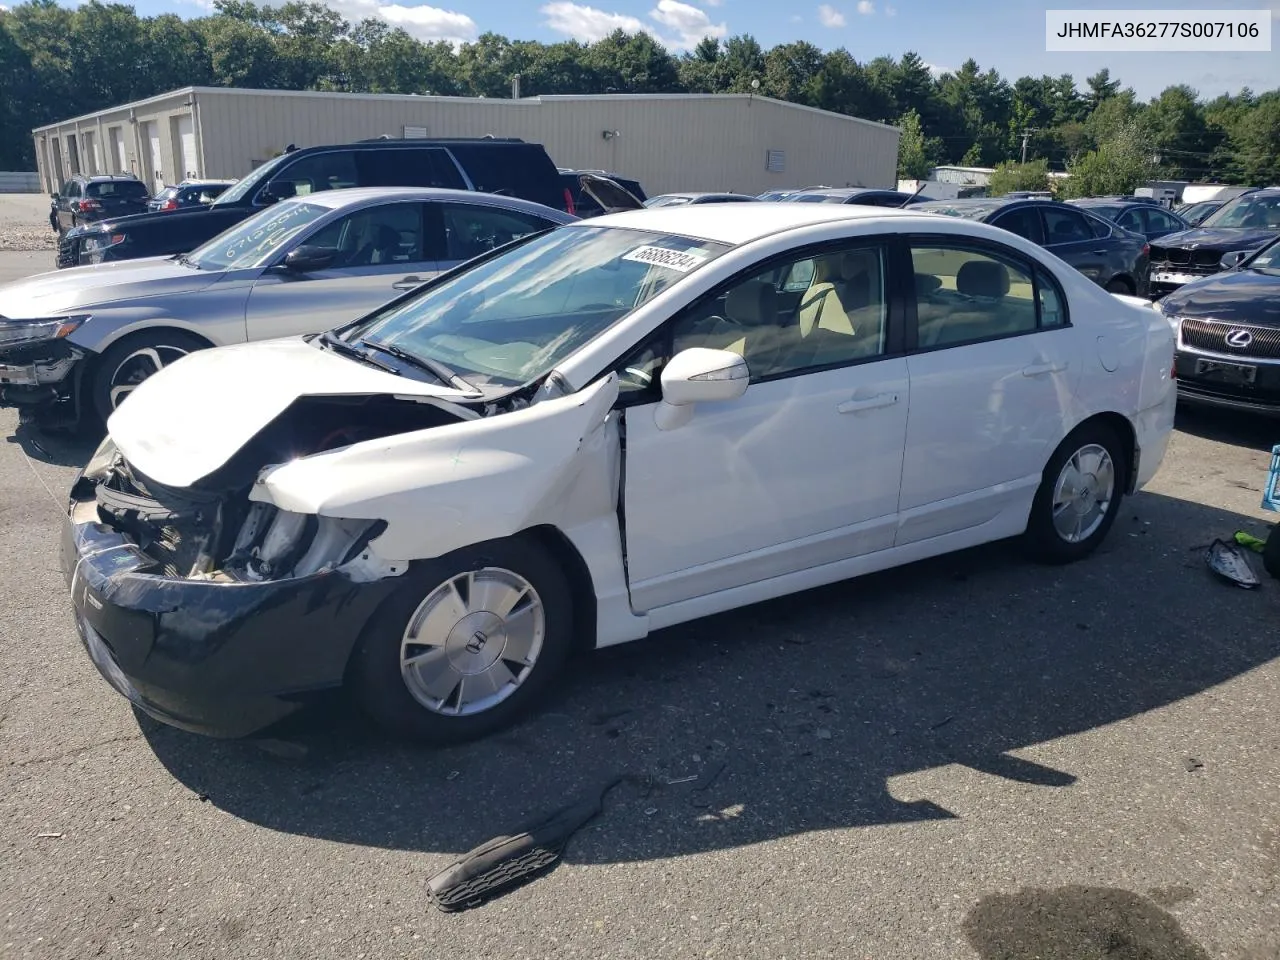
<box><xmin>1</xmin><ymin>247</ymin><xmax>1278</xmax><ymax>960</ymax></box>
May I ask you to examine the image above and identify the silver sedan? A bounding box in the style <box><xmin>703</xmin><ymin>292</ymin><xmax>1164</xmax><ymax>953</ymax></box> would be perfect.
<box><xmin>0</xmin><ymin>187</ymin><xmax>575</xmax><ymax>427</ymax></box>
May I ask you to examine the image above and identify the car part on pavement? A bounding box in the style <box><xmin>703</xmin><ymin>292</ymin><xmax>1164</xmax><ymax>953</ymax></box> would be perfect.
<box><xmin>1205</xmin><ymin>539</ymin><xmax>1260</xmax><ymax>589</ymax></box>
<box><xmin>426</xmin><ymin>776</ymin><xmax>627</xmax><ymax>912</ymax></box>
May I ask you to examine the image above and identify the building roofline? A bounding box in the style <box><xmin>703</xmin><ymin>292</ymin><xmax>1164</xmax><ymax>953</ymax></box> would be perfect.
<box><xmin>33</xmin><ymin>86</ymin><xmax>900</xmax><ymax>136</ymax></box>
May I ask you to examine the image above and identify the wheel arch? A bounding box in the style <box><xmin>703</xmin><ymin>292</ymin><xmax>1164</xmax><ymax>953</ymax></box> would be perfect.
<box><xmin>1063</xmin><ymin>411</ymin><xmax>1137</xmax><ymax>493</ymax></box>
<box><xmin>89</xmin><ymin>321</ymin><xmax>219</xmax><ymax>359</ymax></box>
<box><xmin>519</xmin><ymin>524</ymin><xmax>599</xmax><ymax>657</ymax></box>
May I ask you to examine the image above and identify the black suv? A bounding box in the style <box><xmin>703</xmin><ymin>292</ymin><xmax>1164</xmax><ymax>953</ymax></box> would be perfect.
<box><xmin>48</xmin><ymin>175</ymin><xmax>149</xmax><ymax>236</ymax></box>
<box><xmin>58</xmin><ymin>138</ymin><xmax>566</xmax><ymax>268</ymax></box>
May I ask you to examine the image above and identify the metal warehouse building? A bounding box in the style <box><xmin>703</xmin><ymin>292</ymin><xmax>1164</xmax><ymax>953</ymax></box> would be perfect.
<box><xmin>31</xmin><ymin>87</ymin><xmax>900</xmax><ymax>199</ymax></box>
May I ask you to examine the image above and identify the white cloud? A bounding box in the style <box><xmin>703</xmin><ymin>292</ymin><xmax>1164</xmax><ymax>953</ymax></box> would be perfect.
<box><xmin>326</xmin><ymin>0</ymin><xmax>478</xmax><ymax>44</ymax></box>
<box><xmin>541</xmin><ymin>0</ymin><xmax>725</xmax><ymax>51</ymax></box>
<box><xmin>857</xmin><ymin>0</ymin><xmax>874</xmax><ymax>12</ymax></box>
<box><xmin>648</xmin><ymin>0</ymin><xmax>727</xmax><ymax>49</ymax></box>
<box><xmin>885</xmin><ymin>4</ymin><xmax>896</xmax><ymax>15</ymax></box>
<box><xmin>818</xmin><ymin>4</ymin><xmax>846</xmax><ymax>27</ymax></box>
<box><xmin>923</xmin><ymin>61</ymin><xmax>952</xmax><ymax>77</ymax></box>
<box><xmin>703</xmin><ymin>0</ymin><xmax>723</xmax><ymax>6</ymax></box>
<box><xmin>540</xmin><ymin>1</ymin><xmax>644</xmax><ymax>41</ymax></box>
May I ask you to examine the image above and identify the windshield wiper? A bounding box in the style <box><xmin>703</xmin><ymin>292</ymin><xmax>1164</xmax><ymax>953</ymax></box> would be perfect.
<box><xmin>360</xmin><ymin>338</ymin><xmax>479</xmax><ymax>392</ymax></box>
<box><xmin>318</xmin><ymin>330</ymin><xmax>399</xmax><ymax>373</ymax></box>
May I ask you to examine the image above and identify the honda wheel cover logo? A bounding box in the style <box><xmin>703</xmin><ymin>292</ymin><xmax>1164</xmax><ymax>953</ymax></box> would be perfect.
<box><xmin>1225</xmin><ymin>329</ymin><xmax>1253</xmax><ymax>349</ymax></box>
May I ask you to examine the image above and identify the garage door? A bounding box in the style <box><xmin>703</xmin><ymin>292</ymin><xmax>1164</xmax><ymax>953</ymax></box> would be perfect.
<box><xmin>142</xmin><ymin>121</ymin><xmax>163</xmax><ymax>190</ymax></box>
<box><xmin>177</xmin><ymin>115</ymin><xmax>197</xmax><ymax>180</ymax></box>
<box><xmin>109</xmin><ymin>127</ymin><xmax>126</xmax><ymax>173</ymax></box>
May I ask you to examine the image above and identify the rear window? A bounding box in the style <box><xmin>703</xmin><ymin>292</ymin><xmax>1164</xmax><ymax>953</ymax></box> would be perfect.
<box><xmin>88</xmin><ymin>180</ymin><xmax>147</xmax><ymax>198</ymax></box>
<box><xmin>356</xmin><ymin>148</ymin><xmax>466</xmax><ymax>190</ymax></box>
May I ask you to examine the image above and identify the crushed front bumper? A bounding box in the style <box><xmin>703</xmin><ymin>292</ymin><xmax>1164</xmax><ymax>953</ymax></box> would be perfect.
<box><xmin>62</xmin><ymin>475</ymin><xmax>402</xmax><ymax>738</ymax></box>
<box><xmin>0</xmin><ymin>339</ymin><xmax>87</xmax><ymax>416</ymax></box>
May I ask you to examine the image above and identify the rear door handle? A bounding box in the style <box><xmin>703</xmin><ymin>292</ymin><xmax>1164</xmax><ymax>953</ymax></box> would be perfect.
<box><xmin>1022</xmin><ymin>361</ymin><xmax>1067</xmax><ymax>377</ymax></box>
<box><xmin>392</xmin><ymin>275</ymin><xmax>424</xmax><ymax>291</ymax></box>
<box><xmin>837</xmin><ymin>392</ymin><xmax>899</xmax><ymax>414</ymax></box>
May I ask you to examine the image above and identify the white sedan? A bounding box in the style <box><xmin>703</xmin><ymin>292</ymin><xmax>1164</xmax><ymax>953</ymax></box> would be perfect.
<box><xmin>64</xmin><ymin>203</ymin><xmax>1177</xmax><ymax>743</ymax></box>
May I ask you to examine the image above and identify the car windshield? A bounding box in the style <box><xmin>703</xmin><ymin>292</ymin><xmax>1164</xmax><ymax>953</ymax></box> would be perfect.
<box><xmin>644</xmin><ymin>196</ymin><xmax>692</xmax><ymax>207</ymax></box>
<box><xmin>212</xmin><ymin>153</ymin><xmax>291</xmax><ymax>206</ymax></box>
<box><xmin>1248</xmin><ymin>238</ymin><xmax>1280</xmax><ymax>274</ymax></box>
<box><xmin>1201</xmin><ymin>192</ymin><xmax>1280</xmax><ymax>229</ymax></box>
<box><xmin>342</xmin><ymin>225</ymin><xmax>729</xmax><ymax>389</ymax></box>
<box><xmin>186</xmin><ymin>199</ymin><xmax>330</xmax><ymax>270</ymax></box>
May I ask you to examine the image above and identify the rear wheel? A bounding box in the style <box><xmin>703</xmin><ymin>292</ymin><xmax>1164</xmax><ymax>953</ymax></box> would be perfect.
<box><xmin>90</xmin><ymin>330</ymin><xmax>209</xmax><ymax>424</ymax></box>
<box><xmin>352</xmin><ymin>537</ymin><xmax>575</xmax><ymax>745</ymax></box>
<box><xmin>1024</xmin><ymin>422</ymin><xmax>1127</xmax><ymax>564</ymax></box>
<box><xmin>1105</xmin><ymin>277</ymin><xmax>1134</xmax><ymax>295</ymax></box>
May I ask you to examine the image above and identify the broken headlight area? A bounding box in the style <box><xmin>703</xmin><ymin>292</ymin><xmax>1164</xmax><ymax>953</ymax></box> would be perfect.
<box><xmin>86</xmin><ymin>456</ymin><xmax>388</xmax><ymax>583</ymax></box>
<box><xmin>0</xmin><ymin>336</ymin><xmax>86</xmax><ymax>399</ymax></box>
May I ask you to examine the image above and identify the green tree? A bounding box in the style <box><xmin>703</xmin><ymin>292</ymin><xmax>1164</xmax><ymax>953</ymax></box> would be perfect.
<box><xmin>988</xmin><ymin>159</ymin><xmax>1049</xmax><ymax>195</ymax></box>
<box><xmin>895</xmin><ymin>107</ymin><xmax>939</xmax><ymax>179</ymax></box>
<box><xmin>1060</xmin><ymin>121</ymin><xmax>1157</xmax><ymax>198</ymax></box>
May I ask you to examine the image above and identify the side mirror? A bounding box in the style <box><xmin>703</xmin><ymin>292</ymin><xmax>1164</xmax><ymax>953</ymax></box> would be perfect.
<box><xmin>261</xmin><ymin>179</ymin><xmax>297</xmax><ymax>203</ymax></box>
<box><xmin>1219</xmin><ymin>250</ymin><xmax>1247</xmax><ymax>270</ymax></box>
<box><xmin>281</xmin><ymin>245</ymin><xmax>338</xmax><ymax>273</ymax></box>
<box><xmin>654</xmin><ymin>347</ymin><xmax>749</xmax><ymax>430</ymax></box>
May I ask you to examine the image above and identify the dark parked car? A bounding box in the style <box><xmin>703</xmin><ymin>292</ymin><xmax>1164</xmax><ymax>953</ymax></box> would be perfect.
<box><xmin>1159</xmin><ymin>236</ymin><xmax>1280</xmax><ymax>414</ymax></box>
<box><xmin>1175</xmin><ymin>199</ymin><xmax>1225</xmax><ymax>226</ymax></box>
<box><xmin>558</xmin><ymin>169</ymin><xmax>646</xmax><ymax>217</ymax></box>
<box><xmin>48</xmin><ymin>175</ymin><xmax>149</xmax><ymax>236</ymax></box>
<box><xmin>770</xmin><ymin>187</ymin><xmax>930</xmax><ymax>207</ymax></box>
<box><xmin>147</xmin><ymin>179</ymin><xmax>236</xmax><ymax>212</ymax></box>
<box><xmin>643</xmin><ymin>192</ymin><xmax>760</xmax><ymax>207</ymax></box>
<box><xmin>1069</xmin><ymin>197</ymin><xmax>1190</xmax><ymax>242</ymax></box>
<box><xmin>913</xmin><ymin>197</ymin><xmax>1150</xmax><ymax>296</ymax></box>
<box><xmin>1148</xmin><ymin>187</ymin><xmax>1280</xmax><ymax>298</ymax></box>
<box><xmin>58</xmin><ymin>137</ymin><xmax>568</xmax><ymax>268</ymax></box>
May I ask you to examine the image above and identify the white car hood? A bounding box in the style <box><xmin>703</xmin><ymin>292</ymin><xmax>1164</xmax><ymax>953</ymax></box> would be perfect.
<box><xmin>108</xmin><ymin>337</ymin><xmax>468</xmax><ymax>488</ymax></box>
<box><xmin>0</xmin><ymin>257</ymin><xmax>219</xmax><ymax>318</ymax></box>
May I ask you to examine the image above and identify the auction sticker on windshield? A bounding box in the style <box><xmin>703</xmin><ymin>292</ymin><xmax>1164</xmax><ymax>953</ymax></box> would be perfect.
<box><xmin>622</xmin><ymin>245</ymin><xmax>709</xmax><ymax>272</ymax></box>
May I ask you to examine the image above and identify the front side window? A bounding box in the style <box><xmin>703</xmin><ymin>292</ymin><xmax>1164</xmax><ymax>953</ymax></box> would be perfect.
<box><xmin>302</xmin><ymin>202</ymin><xmax>424</xmax><ymax>267</ymax></box>
<box><xmin>343</xmin><ymin>225</ymin><xmax>728</xmax><ymax>388</ymax></box>
<box><xmin>187</xmin><ymin>200</ymin><xmax>330</xmax><ymax>270</ymax></box>
<box><xmin>259</xmin><ymin>151</ymin><xmax>358</xmax><ymax>201</ymax></box>
<box><xmin>616</xmin><ymin>244</ymin><xmax>889</xmax><ymax>394</ymax></box>
<box><xmin>440</xmin><ymin>203</ymin><xmax>554</xmax><ymax>261</ymax></box>
<box><xmin>912</xmin><ymin>243</ymin><xmax>1040</xmax><ymax>348</ymax></box>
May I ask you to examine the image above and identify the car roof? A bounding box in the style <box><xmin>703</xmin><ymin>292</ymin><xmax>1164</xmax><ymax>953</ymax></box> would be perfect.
<box><xmin>286</xmin><ymin>186</ymin><xmax>571</xmax><ymax>217</ymax></box>
<box><xmin>78</xmin><ymin>174</ymin><xmax>140</xmax><ymax>182</ymax></box>
<box><xmin>588</xmin><ymin>203</ymin><xmax>931</xmax><ymax>245</ymax></box>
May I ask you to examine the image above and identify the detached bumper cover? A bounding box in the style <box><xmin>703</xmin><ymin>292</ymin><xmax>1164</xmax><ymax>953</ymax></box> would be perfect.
<box><xmin>62</xmin><ymin>478</ymin><xmax>402</xmax><ymax>737</ymax></box>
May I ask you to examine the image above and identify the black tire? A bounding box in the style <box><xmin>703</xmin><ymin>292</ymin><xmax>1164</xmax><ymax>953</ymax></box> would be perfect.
<box><xmin>1023</xmin><ymin>421</ymin><xmax>1127</xmax><ymax>564</ymax></box>
<box><xmin>90</xmin><ymin>329</ymin><xmax>210</xmax><ymax>425</ymax></box>
<box><xmin>1105</xmin><ymin>277</ymin><xmax>1134</xmax><ymax>295</ymax></box>
<box><xmin>351</xmin><ymin>536</ymin><xmax>575</xmax><ymax>745</ymax></box>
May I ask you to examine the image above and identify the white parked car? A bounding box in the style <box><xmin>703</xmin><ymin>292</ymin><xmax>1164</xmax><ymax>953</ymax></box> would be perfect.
<box><xmin>63</xmin><ymin>204</ymin><xmax>1177</xmax><ymax>744</ymax></box>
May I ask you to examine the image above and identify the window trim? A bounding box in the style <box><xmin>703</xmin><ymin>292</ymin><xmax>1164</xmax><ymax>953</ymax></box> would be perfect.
<box><xmin>610</xmin><ymin>235</ymin><xmax>906</xmax><ymax>408</ymax></box>
<box><xmin>903</xmin><ymin>232</ymin><xmax>1072</xmax><ymax>355</ymax></box>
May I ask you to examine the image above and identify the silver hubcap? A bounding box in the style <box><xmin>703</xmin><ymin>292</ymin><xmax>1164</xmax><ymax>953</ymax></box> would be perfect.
<box><xmin>1052</xmin><ymin>443</ymin><xmax>1115</xmax><ymax>543</ymax></box>
<box><xmin>399</xmin><ymin>568</ymin><xmax>544</xmax><ymax>717</ymax></box>
<box><xmin>109</xmin><ymin>345</ymin><xmax>190</xmax><ymax>409</ymax></box>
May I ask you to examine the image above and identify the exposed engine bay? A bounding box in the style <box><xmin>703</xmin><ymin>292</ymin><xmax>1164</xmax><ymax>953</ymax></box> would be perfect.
<box><xmin>86</xmin><ymin>392</ymin><xmax>517</xmax><ymax>583</ymax></box>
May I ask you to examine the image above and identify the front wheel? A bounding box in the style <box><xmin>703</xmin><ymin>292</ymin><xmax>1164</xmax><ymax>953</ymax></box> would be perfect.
<box><xmin>1023</xmin><ymin>423</ymin><xmax>1127</xmax><ymax>564</ymax></box>
<box><xmin>352</xmin><ymin>537</ymin><xmax>575</xmax><ymax>745</ymax></box>
<box><xmin>90</xmin><ymin>330</ymin><xmax>210</xmax><ymax>424</ymax></box>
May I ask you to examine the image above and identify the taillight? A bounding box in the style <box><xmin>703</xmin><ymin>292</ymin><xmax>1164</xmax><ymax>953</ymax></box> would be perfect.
<box><xmin>563</xmin><ymin>187</ymin><xmax>576</xmax><ymax>216</ymax></box>
<box><xmin>77</xmin><ymin>198</ymin><xmax>101</xmax><ymax>213</ymax></box>
<box><xmin>160</xmin><ymin>198</ymin><xmax>178</xmax><ymax>211</ymax></box>
<box><xmin>1142</xmin><ymin>243</ymin><xmax>1150</xmax><ymax>257</ymax></box>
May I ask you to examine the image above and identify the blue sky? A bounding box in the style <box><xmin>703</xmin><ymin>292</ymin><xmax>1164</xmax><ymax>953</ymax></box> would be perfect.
<box><xmin>118</xmin><ymin>0</ymin><xmax>1280</xmax><ymax>99</ymax></box>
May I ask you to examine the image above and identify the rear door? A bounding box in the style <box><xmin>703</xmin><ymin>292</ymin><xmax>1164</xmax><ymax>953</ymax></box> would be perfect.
<box><xmin>244</xmin><ymin>199</ymin><xmax>438</xmax><ymax>341</ymax></box>
<box><xmin>1041</xmin><ymin>206</ymin><xmax>1108</xmax><ymax>284</ymax></box>
<box><xmin>57</xmin><ymin>180</ymin><xmax>79</xmax><ymax>231</ymax></box>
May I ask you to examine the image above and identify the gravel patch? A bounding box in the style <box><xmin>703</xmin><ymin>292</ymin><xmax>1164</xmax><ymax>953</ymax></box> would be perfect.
<box><xmin>0</xmin><ymin>193</ymin><xmax>57</xmax><ymax>251</ymax></box>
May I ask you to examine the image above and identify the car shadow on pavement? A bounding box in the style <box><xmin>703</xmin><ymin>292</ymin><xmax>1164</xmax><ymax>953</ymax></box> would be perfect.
<box><xmin>139</xmin><ymin>489</ymin><xmax>1280</xmax><ymax>870</ymax></box>
<box><xmin>1175</xmin><ymin>404</ymin><xmax>1279</xmax><ymax>453</ymax></box>
<box><xmin>6</xmin><ymin>417</ymin><xmax>96</xmax><ymax>468</ymax></box>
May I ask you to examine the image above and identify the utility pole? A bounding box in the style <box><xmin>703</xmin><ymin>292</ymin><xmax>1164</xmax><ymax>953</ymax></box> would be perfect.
<box><xmin>1020</xmin><ymin>128</ymin><xmax>1034</xmax><ymax>164</ymax></box>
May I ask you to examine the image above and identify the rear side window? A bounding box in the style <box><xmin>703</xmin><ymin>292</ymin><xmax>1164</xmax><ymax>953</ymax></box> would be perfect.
<box><xmin>1042</xmin><ymin>208</ymin><xmax>1093</xmax><ymax>244</ymax></box>
<box><xmin>356</xmin><ymin>149</ymin><xmax>466</xmax><ymax>190</ymax></box>
<box><xmin>440</xmin><ymin>203</ymin><xmax>555</xmax><ymax>260</ymax></box>
<box><xmin>991</xmin><ymin>207</ymin><xmax>1043</xmax><ymax>244</ymax></box>
<box><xmin>911</xmin><ymin>243</ymin><xmax>1039</xmax><ymax>348</ymax></box>
<box><xmin>449</xmin><ymin>144</ymin><xmax>561</xmax><ymax>208</ymax></box>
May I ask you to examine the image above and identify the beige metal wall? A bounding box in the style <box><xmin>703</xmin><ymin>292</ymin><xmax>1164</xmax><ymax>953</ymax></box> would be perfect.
<box><xmin>193</xmin><ymin>89</ymin><xmax>900</xmax><ymax>194</ymax></box>
<box><xmin>32</xmin><ymin>90</ymin><xmax>199</xmax><ymax>192</ymax></box>
<box><xmin>34</xmin><ymin>88</ymin><xmax>899</xmax><ymax>196</ymax></box>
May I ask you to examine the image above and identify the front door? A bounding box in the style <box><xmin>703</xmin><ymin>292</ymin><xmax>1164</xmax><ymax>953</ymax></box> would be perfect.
<box><xmin>619</xmin><ymin>241</ymin><xmax>910</xmax><ymax>611</ymax></box>
<box><xmin>898</xmin><ymin>237</ymin><xmax>1081</xmax><ymax>545</ymax></box>
<box><xmin>245</xmin><ymin>200</ymin><xmax>439</xmax><ymax>341</ymax></box>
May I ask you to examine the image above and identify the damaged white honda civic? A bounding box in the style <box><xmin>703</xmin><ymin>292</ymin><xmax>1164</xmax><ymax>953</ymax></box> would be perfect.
<box><xmin>64</xmin><ymin>203</ymin><xmax>1177</xmax><ymax>744</ymax></box>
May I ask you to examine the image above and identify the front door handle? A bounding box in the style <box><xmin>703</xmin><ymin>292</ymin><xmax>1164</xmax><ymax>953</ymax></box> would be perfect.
<box><xmin>392</xmin><ymin>275</ymin><xmax>424</xmax><ymax>291</ymax></box>
<box><xmin>1091</xmin><ymin>248</ymin><xmax>1108</xmax><ymax>255</ymax></box>
<box><xmin>837</xmin><ymin>392</ymin><xmax>899</xmax><ymax>414</ymax></box>
<box><xmin>1022</xmin><ymin>360</ymin><xmax>1067</xmax><ymax>377</ymax></box>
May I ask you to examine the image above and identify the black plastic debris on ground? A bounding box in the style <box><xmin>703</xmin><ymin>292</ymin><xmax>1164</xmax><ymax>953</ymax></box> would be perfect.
<box><xmin>426</xmin><ymin>777</ymin><xmax>629</xmax><ymax>913</ymax></box>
